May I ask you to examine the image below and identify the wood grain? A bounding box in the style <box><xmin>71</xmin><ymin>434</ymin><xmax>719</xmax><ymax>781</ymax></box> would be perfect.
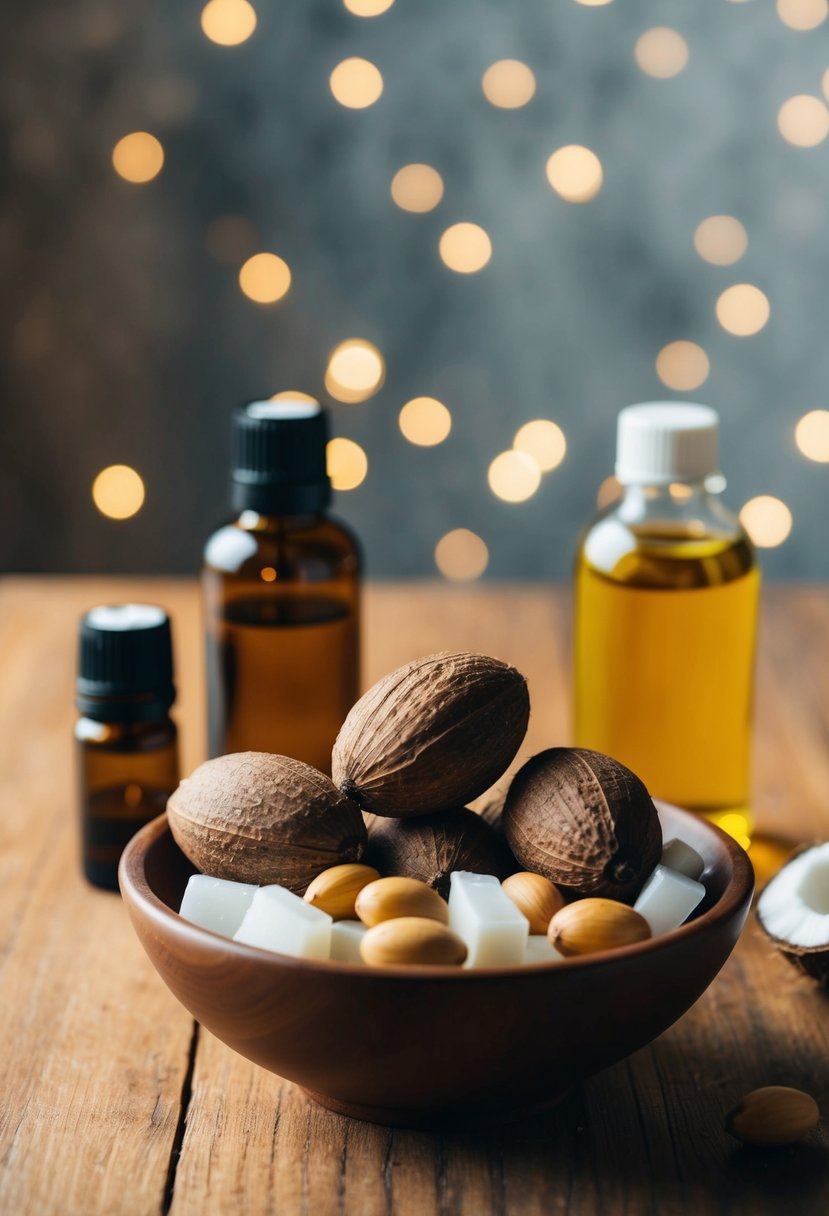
<box><xmin>1</xmin><ymin>579</ymin><xmax>828</xmax><ymax>1216</ymax></box>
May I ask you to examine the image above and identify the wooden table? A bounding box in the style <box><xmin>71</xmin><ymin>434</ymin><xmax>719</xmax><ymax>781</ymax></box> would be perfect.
<box><xmin>1</xmin><ymin>579</ymin><xmax>828</xmax><ymax>1216</ymax></box>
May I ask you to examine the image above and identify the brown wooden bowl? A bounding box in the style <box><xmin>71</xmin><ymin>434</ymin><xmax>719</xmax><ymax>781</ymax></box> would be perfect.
<box><xmin>119</xmin><ymin>803</ymin><xmax>753</xmax><ymax>1128</ymax></box>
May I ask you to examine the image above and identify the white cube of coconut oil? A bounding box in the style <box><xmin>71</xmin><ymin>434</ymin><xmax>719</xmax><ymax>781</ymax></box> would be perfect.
<box><xmin>634</xmin><ymin>864</ymin><xmax>705</xmax><ymax>937</ymax></box>
<box><xmin>179</xmin><ymin>875</ymin><xmax>258</xmax><ymax>939</ymax></box>
<box><xmin>524</xmin><ymin>935</ymin><xmax>564</xmax><ymax>966</ymax></box>
<box><xmin>234</xmin><ymin>885</ymin><xmax>332</xmax><ymax>959</ymax></box>
<box><xmin>661</xmin><ymin>838</ymin><xmax>705</xmax><ymax>881</ymax></box>
<box><xmin>330</xmin><ymin>920</ymin><xmax>367</xmax><ymax>963</ymax></box>
<box><xmin>449</xmin><ymin>871</ymin><xmax>529</xmax><ymax>967</ymax></box>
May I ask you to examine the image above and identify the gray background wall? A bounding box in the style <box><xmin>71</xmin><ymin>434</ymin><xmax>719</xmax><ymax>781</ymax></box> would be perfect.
<box><xmin>1</xmin><ymin>0</ymin><xmax>827</xmax><ymax>578</ymax></box>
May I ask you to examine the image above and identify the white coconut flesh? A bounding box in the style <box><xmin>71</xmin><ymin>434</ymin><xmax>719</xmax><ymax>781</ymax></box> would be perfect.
<box><xmin>757</xmin><ymin>842</ymin><xmax>829</xmax><ymax>949</ymax></box>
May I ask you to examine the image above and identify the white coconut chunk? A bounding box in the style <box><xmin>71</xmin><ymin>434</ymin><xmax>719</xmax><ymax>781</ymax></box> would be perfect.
<box><xmin>661</xmin><ymin>838</ymin><xmax>705</xmax><ymax>881</ymax></box>
<box><xmin>757</xmin><ymin>843</ymin><xmax>829</xmax><ymax>948</ymax></box>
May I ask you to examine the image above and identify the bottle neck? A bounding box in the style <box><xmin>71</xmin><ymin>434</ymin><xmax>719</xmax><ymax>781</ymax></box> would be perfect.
<box><xmin>615</xmin><ymin>479</ymin><xmax>741</xmax><ymax>538</ymax></box>
<box><xmin>236</xmin><ymin>508</ymin><xmax>326</xmax><ymax>532</ymax></box>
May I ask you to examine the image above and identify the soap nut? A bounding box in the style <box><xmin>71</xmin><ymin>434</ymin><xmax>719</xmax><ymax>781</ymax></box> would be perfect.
<box><xmin>303</xmin><ymin>864</ymin><xmax>380</xmax><ymax>921</ymax></box>
<box><xmin>356</xmin><ymin>876</ymin><xmax>450</xmax><ymax>928</ymax></box>
<box><xmin>725</xmin><ymin>1086</ymin><xmax>820</xmax><ymax>1146</ymax></box>
<box><xmin>360</xmin><ymin>917</ymin><xmax>467</xmax><ymax>967</ymax></box>
<box><xmin>502</xmin><ymin>871</ymin><xmax>565</xmax><ymax>935</ymax></box>
<box><xmin>548</xmin><ymin>897</ymin><xmax>651</xmax><ymax>957</ymax></box>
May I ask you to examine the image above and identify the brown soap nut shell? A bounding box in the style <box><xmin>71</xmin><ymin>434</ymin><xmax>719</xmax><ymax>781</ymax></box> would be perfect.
<box><xmin>548</xmin><ymin>898</ymin><xmax>651</xmax><ymax>957</ymax></box>
<box><xmin>502</xmin><ymin>872</ymin><xmax>565</xmax><ymax>935</ymax></box>
<box><xmin>360</xmin><ymin>917</ymin><xmax>468</xmax><ymax>967</ymax></box>
<box><xmin>167</xmin><ymin>752</ymin><xmax>366</xmax><ymax>893</ymax></box>
<box><xmin>503</xmin><ymin>747</ymin><xmax>662</xmax><ymax>904</ymax></box>
<box><xmin>332</xmin><ymin>651</ymin><xmax>530</xmax><ymax>818</ymax></box>
<box><xmin>355</xmin><ymin>876</ymin><xmax>450</xmax><ymax>928</ymax></box>
<box><xmin>725</xmin><ymin>1086</ymin><xmax>821</xmax><ymax>1146</ymax></box>
<box><xmin>303</xmin><ymin>864</ymin><xmax>380</xmax><ymax>921</ymax></box>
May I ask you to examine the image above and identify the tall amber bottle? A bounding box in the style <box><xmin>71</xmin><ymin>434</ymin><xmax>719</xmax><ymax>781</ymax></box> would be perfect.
<box><xmin>574</xmin><ymin>403</ymin><xmax>760</xmax><ymax>835</ymax></box>
<box><xmin>203</xmin><ymin>400</ymin><xmax>360</xmax><ymax>771</ymax></box>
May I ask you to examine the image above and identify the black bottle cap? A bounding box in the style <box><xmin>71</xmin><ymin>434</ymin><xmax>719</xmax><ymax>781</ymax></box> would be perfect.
<box><xmin>76</xmin><ymin>604</ymin><xmax>176</xmax><ymax>723</ymax></box>
<box><xmin>231</xmin><ymin>399</ymin><xmax>332</xmax><ymax>515</ymax></box>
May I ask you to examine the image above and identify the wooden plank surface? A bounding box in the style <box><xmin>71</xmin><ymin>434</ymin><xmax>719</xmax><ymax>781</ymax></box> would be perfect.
<box><xmin>1</xmin><ymin>579</ymin><xmax>828</xmax><ymax>1216</ymax></box>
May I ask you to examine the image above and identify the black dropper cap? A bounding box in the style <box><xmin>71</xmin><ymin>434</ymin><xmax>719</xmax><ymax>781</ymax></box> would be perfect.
<box><xmin>76</xmin><ymin>604</ymin><xmax>176</xmax><ymax>723</ymax></box>
<box><xmin>231</xmin><ymin>399</ymin><xmax>332</xmax><ymax>515</ymax></box>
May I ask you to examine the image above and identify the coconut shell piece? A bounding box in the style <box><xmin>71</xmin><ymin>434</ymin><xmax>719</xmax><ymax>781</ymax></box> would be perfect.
<box><xmin>756</xmin><ymin>842</ymin><xmax>829</xmax><ymax>986</ymax></box>
<box><xmin>167</xmin><ymin>752</ymin><xmax>367</xmax><ymax>892</ymax></box>
<box><xmin>502</xmin><ymin>747</ymin><xmax>661</xmax><ymax>904</ymax></box>
<box><xmin>331</xmin><ymin>652</ymin><xmax>530</xmax><ymax>817</ymax></box>
<box><xmin>365</xmin><ymin>807</ymin><xmax>517</xmax><ymax>898</ymax></box>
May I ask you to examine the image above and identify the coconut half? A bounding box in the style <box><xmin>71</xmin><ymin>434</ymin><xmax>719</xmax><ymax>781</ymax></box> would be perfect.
<box><xmin>756</xmin><ymin>842</ymin><xmax>829</xmax><ymax>985</ymax></box>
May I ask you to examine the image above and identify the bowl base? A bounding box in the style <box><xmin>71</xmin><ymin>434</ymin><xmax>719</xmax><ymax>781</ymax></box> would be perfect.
<box><xmin>300</xmin><ymin>1085</ymin><xmax>574</xmax><ymax>1129</ymax></box>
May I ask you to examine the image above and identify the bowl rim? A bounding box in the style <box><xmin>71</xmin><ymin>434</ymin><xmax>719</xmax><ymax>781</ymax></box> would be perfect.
<box><xmin>119</xmin><ymin>804</ymin><xmax>755</xmax><ymax>981</ymax></box>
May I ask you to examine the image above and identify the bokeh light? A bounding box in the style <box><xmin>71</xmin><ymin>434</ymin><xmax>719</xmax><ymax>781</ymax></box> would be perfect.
<box><xmin>399</xmin><ymin>397</ymin><xmax>452</xmax><ymax>446</ymax></box>
<box><xmin>776</xmin><ymin>0</ymin><xmax>828</xmax><ymax>30</ymax></box>
<box><xmin>238</xmin><ymin>253</ymin><xmax>291</xmax><ymax>304</ymax></box>
<box><xmin>716</xmin><ymin>284</ymin><xmax>770</xmax><ymax>336</ymax></box>
<box><xmin>634</xmin><ymin>28</ymin><xmax>689</xmax><ymax>79</ymax></box>
<box><xmin>344</xmin><ymin>0</ymin><xmax>395</xmax><ymax>14</ymax></box>
<box><xmin>481</xmin><ymin>60</ymin><xmax>536</xmax><ymax>109</ymax></box>
<box><xmin>513</xmin><ymin>420</ymin><xmax>566</xmax><ymax>472</ymax></box>
<box><xmin>271</xmin><ymin>390</ymin><xmax>319</xmax><ymax>404</ymax></box>
<box><xmin>329</xmin><ymin>58</ymin><xmax>383</xmax><ymax>108</ymax></box>
<box><xmin>693</xmin><ymin>215</ymin><xmax>748</xmax><ymax>266</ymax></box>
<box><xmin>325</xmin><ymin>339</ymin><xmax>386</xmax><ymax>403</ymax></box>
<box><xmin>545</xmin><ymin>146</ymin><xmax>603</xmax><ymax>203</ymax></box>
<box><xmin>92</xmin><ymin>465</ymin><xmax>145</xmax><ymax>520</ymax></box>
<box><xmin>777</xmin><ymin>95</ymin><xmax>829</xmax><ymax>147</ymax></box>
<box><xmin>326</xmin><ymin>438</ymin><xmax>368</xmax><ymax>490</ymax></box>
<box><xmin>390</xmin><ymin>164</ymin><xmax>444</xmax><ymax>213</ymax></box>
<box><xmin>488</xmin><ymin>451</ymin><xmax>542</xmax><ymax>503</ymax></box>
<box><xmin>597</xmin><ymin>476</ymin><xmax>623</xmax><ymax>509</ymax></box>
<box><xmin>111</xmin><ymin>132</ymin><xmax>164</xmax><ymax>183</ymax></box>
<box><xmin>200</xmin><ymin>0</ymin><xmax>257</xmax><ymax>45</ymax></box>
<box><xmin>573</xmin><ymin>0</ymin><xmax>614</xmax><ymax>6</ymax></box>
<box><xmin>795</xmin><ymin>409</ymin><xmax>829</xmax><ymax>461</ymax></box>
<box><xmin>435</xmin><ymin>529</ymin><xmax>489</xmax><ymax>581</ymax></box>
<box><xmin>823</xmin><ymin>68</ymin><xmax>829</xmax><ymax>103</ymax></box>
<box><xmin>740</xmin><ymin>496</ymin><xmax>793</xmax><ymax>547</ymax></box>
<box><xmin>439</xmin><ymin>223</ymin><xmax>492</xmax><ymax>273</ymax></box>
<box><xmin>655</xmin><ymin>341</ymin><xmax>710</xmax><ymax>391</ymax></box>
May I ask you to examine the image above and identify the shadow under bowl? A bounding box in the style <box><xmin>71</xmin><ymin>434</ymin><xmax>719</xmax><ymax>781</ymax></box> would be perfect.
<box><xmin>119</xmin><ymin>803</ymin><xmax>754</xmax><ymax>1128</ymax></box>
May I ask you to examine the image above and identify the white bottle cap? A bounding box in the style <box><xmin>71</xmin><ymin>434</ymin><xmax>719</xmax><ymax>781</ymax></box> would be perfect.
<box><xmin>615</xmin><ymin>402</ymin><xmax>719</xmax><ymax>486</ymax></box>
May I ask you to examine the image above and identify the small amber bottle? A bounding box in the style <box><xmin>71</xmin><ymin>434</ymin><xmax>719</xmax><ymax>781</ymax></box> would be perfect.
<box><xmin>202</xmin><ymin>400</ymin><xmax>361</xmax><ymax>771</ymax></box>
<box><xmin>75</xmin><ymin>604</ymin><xmax>179</xmax><ymax>891</ymax></box>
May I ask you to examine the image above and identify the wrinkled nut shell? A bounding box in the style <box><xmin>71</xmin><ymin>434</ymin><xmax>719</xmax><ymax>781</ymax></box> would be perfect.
<box><xmin>360</xmin><ymin>917</ymin><xmax>468</xmax><ymax>967</ymax></box>
<box><xmin>355</xmin><ymin>876</ymin><xmax>450</xmax><ymax>928</ymax></box>
<box><xmin>303</xmin><ymin>864</ymin><xmax>380</xmax><ymax>921</ymax></box>
<box><xmin>502</xmin><ymin>872</ymin><xmax>565</xmax><ymax>935</ymax></box>
<box><xmin>548</xmin><ymin>897</ymin><xmax>651</xmax><ymax>957</ymax></box>
<box><xmin>725</xmin><ymin>1086</ymin><xmax>820</xmax><ymax>1146</ymax></box>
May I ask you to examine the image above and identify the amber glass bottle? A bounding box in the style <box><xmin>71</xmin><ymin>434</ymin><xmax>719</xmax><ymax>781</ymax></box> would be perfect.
<box><xmin>75</xmin><ymin>604</ymin><xmax>179</xmax><ymax>891</ymax></box>
<box><xmin>574</xmin><ymin>403</ymin><xmax>760</xmax><ymax>837</ymax></box>
<box><xmin>203</xmin><ymin>400</ymin><xmax>360</xmax><ymax>772</ymax></box>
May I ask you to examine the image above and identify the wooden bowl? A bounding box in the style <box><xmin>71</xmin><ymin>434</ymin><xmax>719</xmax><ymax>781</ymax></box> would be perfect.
<box><xmin>119</xmin><ymin>803</ymin><xmax>753</xmax><ymax>1128</ymax></box>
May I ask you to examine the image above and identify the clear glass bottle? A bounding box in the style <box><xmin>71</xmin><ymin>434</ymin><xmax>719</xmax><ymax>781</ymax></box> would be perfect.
<box><xmin>203</xmin><ymin>400</ymin><xmax>360</xmax><ymax>772</ymax></box>
<box><xmin>573</xmin><ymin>403</ymin><xmax>760</xmax><ymax>837</ymax></box>
<box><xmin>75</xmin><ymin>604</ymin><xmax>179</xmax><ymax>891</ymax></box>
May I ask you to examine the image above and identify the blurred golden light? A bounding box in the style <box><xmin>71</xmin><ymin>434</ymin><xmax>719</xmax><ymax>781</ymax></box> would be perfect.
<box><xmin>634</xmin><ymin>28</ymin><xmax>689</xmax><ymax>79</ymax></box>
<box><xmin>112</xmin><ymin>132</ymin><xmax>164</xmax><ymax>183</ymax></box>
<box><xmin>795</xmin><ymin>409</ymin><xmax>829</xmax><ymax>461</ymax></box>
<box><xmin>597</xmin><ymin>475</ymin><xmax>622</xmax><ymax>509</ymax></box>
<box><xmin>740</xmin><ymin>496</ymin><xmax>792</xmax><ymax>548</ymax></box>
<box><xmin>270</xmin><ymin>390</ymin><xmax>319</xmax><ymax>404</ymax></box>
<box><xmin>776</xmin><ymin>0</ymin><xmax>828</xmax><ymax>30</ymax></box>
<box><xmin>399</xmin><ymin>397</ymin><xmax>452</xmax><ymax>446</ymax></box>
<box><xmin>238</xmin><ymin>253</ymin><xmax>291</xmax><ymax>304</ymax></box>
<box><xmin>573</xmin><ymin>0</ymin><xmax>614</xmax><ymax>6</ymax></box>
<box><xmin>823</xmin><ymin>68</ymin><xmax>829</xmax><ymax>103</ymax></box>
<box><xmin>344</xmin><ymin>0</ymin><xmax>394</xmax><ymax>13</ymax></box>
<box><xmin>488</xmin><ymin>451</ymin><xmax>542</xmax><ymax>503</ymax></box>
<box><xmin>655</xmin><ymin>341</ymin><xmax>710</xmax><ymax>391</ymax></box>
<box><xmin>545</xmin><ymin>145</ymin><xmax>603</xmax><ymax>203</ymax></box>
<box><xmin>92</xmin><ymin>465</ymin><xmax>145</xmax><ymax>520</ymax></box>
<box><xmin>715</xmin><ymin>284</ymin><xmax>770</xmax><ymax>336</ymax></box>
<box><xmin>325</xmin><ymin>339</ymin><xmax>385</xmax><ymax>403</ymax></box>
<box><xmin>390</xmin><ymin>164</ymin><xmax>444</xmax><ymax>213</ymax></box>
<box><xmin>693</xmin><ymin>215</ymin><xmax>748</xmax><ymax>266</ymax></box>
<box><xmin>260</xmin><ymin>566</ymin><xmax>276</xmax><ymax>582</ymax></box>
<box><xmin>481</xmin><ymin>60</ymin><xmax>536</xmax><ymax>109</ymax></box>
<box><xmin>708</xmin><ymin>811</ymin><xmax>752</xmax><ymax>851</ymax></box>
<box><xmin>438</xmin><ymin>223</ymin><xmax>492</xmax><ymax>274</ymax></box>
<box><xmin>205</xmin><ymin>215</ymin><xmax>259</xmax><ymax>264</ymax></box>
<box><xmin>435</xmin><ymin>529</ymin><xmax>489</xmax><ymax>581</ymax></box>
<box><xmin>513</xmin><ymin>420</ymin><xmax>566</xmax><ymax>472</ymax></box>
<box><xmin>326</xmin><ymin>438</ymin><xmax>368</xmax><ymax>490</ymax></box>
<box><xmin>777</xmin><ymin>95</ymin><xmax>829</xmax><ymax>146</ymax></box>
<box><xmin>200</xmin><ymin>0</ymin><xmax>257</xmax><ymax>45</ymax></box>
<box><xmin>329</xmin><ymin>58</ymin><xmax>383</xmax><ymax>109</ymax></box>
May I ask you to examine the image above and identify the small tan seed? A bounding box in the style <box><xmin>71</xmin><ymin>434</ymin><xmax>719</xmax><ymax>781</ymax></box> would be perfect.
<box><xmin>360</xmin><ymin>917</ymin><xmax>467</xmax><ymax>967</ymax></box>
<box><xmin>303</xmin><ymin>864</ymin><xmax>380</xmax><ymax>921</ymax></box>
<box><xmin>725</xmin><ymin>1086</ymin><xmax>820</xmax><ymax>1146</ymax></box>
<box><xmin>355</xmin><ymin>876</ymin><xmax>450</xmax><ymax>928</ymax></box>
<box><xmin>502</xmin><ymin>872</ymin><xmax>565</xmax><ymax>935</ymax></box>
<box><xmin>548</xmin><ymin>897</ymin><xmax>651</xmax><ymax>956</ymax></box>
